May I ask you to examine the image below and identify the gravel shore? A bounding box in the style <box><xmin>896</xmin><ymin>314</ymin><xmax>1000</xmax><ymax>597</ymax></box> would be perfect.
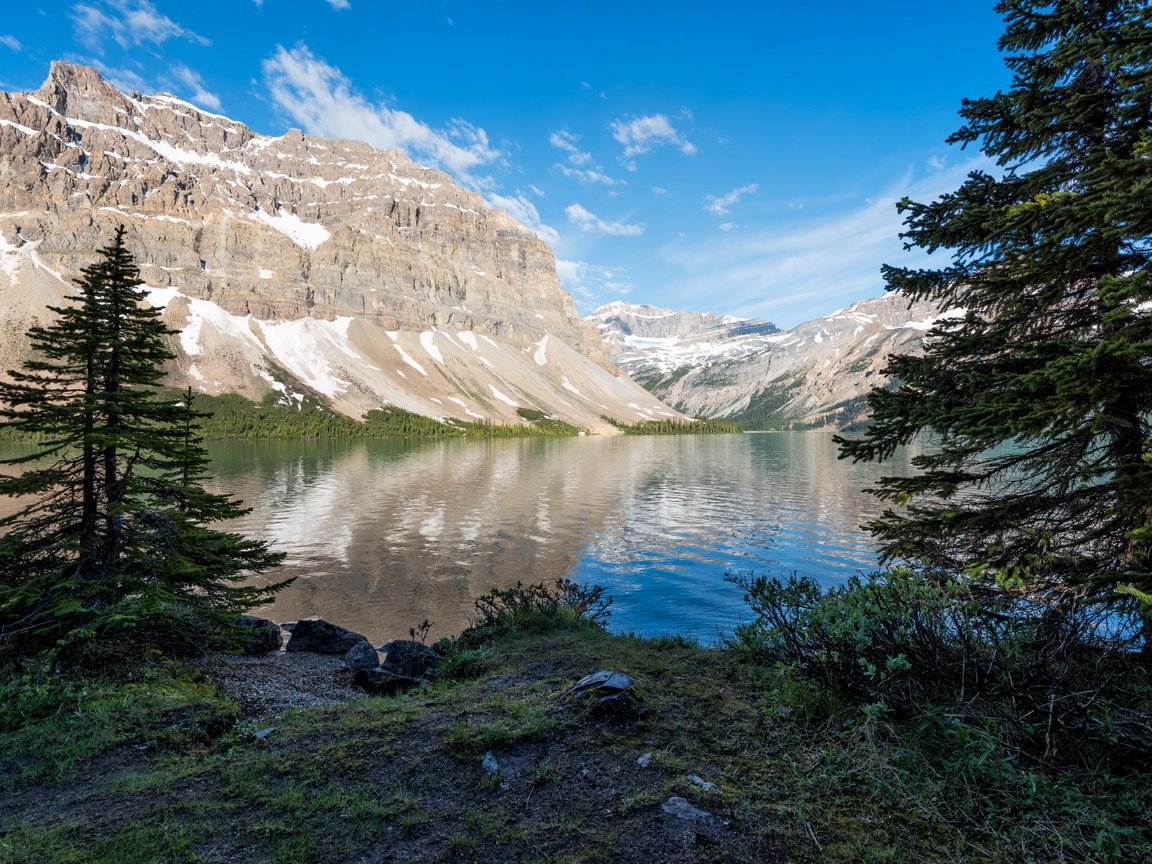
<box><xmin>197</xmin><ymin>650</ymin><xmax>364</xmax><ymax>718</ymax></box>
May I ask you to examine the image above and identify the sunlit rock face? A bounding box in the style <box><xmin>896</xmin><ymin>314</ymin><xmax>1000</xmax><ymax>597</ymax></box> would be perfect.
<box><xmin>0</xmin><ymin>62</ymin><xmax>680</xmax><ymax>432</ymax></box>
<box><xmin>590</xmin><ymin>295</ymin><xmax>951</xmax><ymax>430</ymax></box>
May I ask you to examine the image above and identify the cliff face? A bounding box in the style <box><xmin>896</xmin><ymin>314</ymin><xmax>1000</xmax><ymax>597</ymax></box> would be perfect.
<box><xmin>0</xmin><ymin>62</ymin><xmax>678</xmax><ymax>431</ymax></box>
<box><xmin>591</xmin><ymin>295</ymin><xmax>951</xmax><ymax>430</ymax></box>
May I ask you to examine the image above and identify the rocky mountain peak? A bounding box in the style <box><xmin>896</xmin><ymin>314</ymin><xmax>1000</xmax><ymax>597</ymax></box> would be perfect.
<box><xmin>594</xmin><ymin>293</ymin><xmax>949</xmax><ymax>430</ymax></box>
<box><xmin>0</xmin><ymin>63</ymin><xmax>678</xmax><ymax>432</ymax></box>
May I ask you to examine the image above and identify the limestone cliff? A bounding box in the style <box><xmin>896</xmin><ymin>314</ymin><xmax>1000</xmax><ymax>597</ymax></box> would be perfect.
<box><xmin>0</xmin><ymin>62</ymin><xmax>679</xmax><ymax>431</ymax></box>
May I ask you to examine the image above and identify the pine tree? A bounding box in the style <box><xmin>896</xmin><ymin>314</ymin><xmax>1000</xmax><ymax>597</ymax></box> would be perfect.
<box><xmin>837</xmin><ymin>0</ymin><xmax>1152</xmax><ymax>614</ymax></box>
<box><xmin>0</xmin><ymin>227</ymin><xmax>286</xmax><ymax>655</ymax></box>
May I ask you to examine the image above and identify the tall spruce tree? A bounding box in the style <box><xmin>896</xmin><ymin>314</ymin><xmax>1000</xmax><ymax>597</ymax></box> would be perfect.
<box><xmin>837</xmin><ymin>0</ymin><xmax>1152</xmax><ymax>613</ymax></box>
<box><xmin>0</xmin><ymin>227</ymin><xmax>286</xmax><ymax>655</ymax></box>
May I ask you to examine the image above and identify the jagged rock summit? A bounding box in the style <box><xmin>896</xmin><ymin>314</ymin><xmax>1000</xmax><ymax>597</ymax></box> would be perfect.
<box><xmin>591</xmin><ymin>294</ymin><xmax>951</xmax><ymax>430</ymax></box>
<box><xmin>0</xmin><ymin>62</ymin><xmax>680</xmax><ymax>431</ymax></box>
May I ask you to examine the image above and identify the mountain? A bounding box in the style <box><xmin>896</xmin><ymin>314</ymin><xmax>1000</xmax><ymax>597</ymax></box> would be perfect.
<box><xmin>0</xmin><ymin>62</ymin><xmax>681</xmax><ymax>433</ymax></box>
<box><xmin>590</xmin><ymin>294</ymin><xmax>950</xmax><ymax>430</ymax></box>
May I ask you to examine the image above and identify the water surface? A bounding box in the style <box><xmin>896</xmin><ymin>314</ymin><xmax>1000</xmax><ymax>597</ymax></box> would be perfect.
<box><xmin>0</xmin><ymin>433</ymin><xmax>914</xmax><ymax>644</ymax></box>
<box><xmin>197</xmin><ymin>432</ymin><xmax>913</xmax><ymax>644</ymax></box>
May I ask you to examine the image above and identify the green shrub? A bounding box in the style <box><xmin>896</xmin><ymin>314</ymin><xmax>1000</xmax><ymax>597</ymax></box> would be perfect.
<box><xmin>460</xmin><ymin>579</ymin><xmax>612</xmax><ymax>644</ymax></box>
<box><xmin>730</xmin><ymin>568</ymin><xmax>1152</xmax><ymax>768</ymax></box>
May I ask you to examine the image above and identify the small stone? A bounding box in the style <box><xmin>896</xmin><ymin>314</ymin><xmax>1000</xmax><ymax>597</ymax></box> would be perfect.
<box><xmin>481</xmin><ymin>752</ymin><xmax>499</xmax><ymax>775</ymax></box>
<box><xmin>662</xmin><ymin>796</ymin><xmax>713</xmax><ymax>822</ymax></box>
<box><xmin>253</xmin><ymin>726</ymin><xmax>277</xmax><ymax>740</ymax></box>
<box><xmin>637</xmin><ymin>752</ymin><xmax>653</xmax><ymax>768</ymax></box>
<box><xmin>689</xmin><ymin>774</ymin><xmax>717</xmax><ymax>792</ymax></box>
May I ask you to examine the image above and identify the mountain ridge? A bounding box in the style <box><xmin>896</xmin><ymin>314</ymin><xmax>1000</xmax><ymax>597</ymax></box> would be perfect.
<box><xmin>590</xmin><ymin>294</ymin><xmax>950</xmax><ymax>430</ymax></box>
<box><xmin>0</xmin><ymin>62</ymin><xmax>680</xmax><ymax>433</ymax></box>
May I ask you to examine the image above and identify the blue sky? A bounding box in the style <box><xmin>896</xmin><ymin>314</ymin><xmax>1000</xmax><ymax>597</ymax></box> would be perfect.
<box><xmin>1</xmin><ymin>1</ymin><xmax>1010</xmax><ymax>327</ymax></box>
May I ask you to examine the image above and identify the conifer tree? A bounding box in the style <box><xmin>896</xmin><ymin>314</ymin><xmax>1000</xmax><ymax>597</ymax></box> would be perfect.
<box><xmin>0</xmin><ymin>227</ymin><xmax>286</xmax><ymax>654</ymax></box>
<box><xmin>837</xmin><ymin>0</ymin><xmax>1152</xmax><ymax>613</ymax></box>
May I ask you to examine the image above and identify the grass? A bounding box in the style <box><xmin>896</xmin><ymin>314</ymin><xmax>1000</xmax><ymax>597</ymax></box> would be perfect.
<box><xmin>2</xmin><ymin>593</ymin><xmax>1149</xmax><ymax>863</ymax></box>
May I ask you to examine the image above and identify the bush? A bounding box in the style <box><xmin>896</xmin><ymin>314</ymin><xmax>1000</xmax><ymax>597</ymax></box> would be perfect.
<box><xmin>459</xmin><ymin>579</ymin><xmax>612</xmax><ymax>644</ymax></box>
<box><xmin>729</xmin><ymin>568</ymin><xmax>1152</xmax><ymax>769</ymax></box>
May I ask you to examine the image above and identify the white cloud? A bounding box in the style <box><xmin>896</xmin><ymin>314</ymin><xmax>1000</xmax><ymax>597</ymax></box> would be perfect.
<box><xmin>565</xmin><ymin>203</ymin><xmax>644</xmax><ymax>237</ymax></box>
<box><xmin>661</xmin><ymin>158</ymin><xmax>992</xmax><ymax>328</ymax></box>
<box><xmin>703</xmin><ymin>183</ymin><xmax>759</xmax><ymax>216</ymax></box>
<box><xmin>610</xmin><ymin>114</ymin><xmax>695</xmax><ymax>161</ymax></box>
<box><xmin>485</xmin><ymin>192</ymin><xmax>560</xmax><ymax>245</ymax></box>
<box><xmin>718</xmin><ymin>222</ymin><xmax>735</xmax><ymax>232</ymax></box>
<box><xmin>555</xmin><ymin>164</ymin><xmax>621</xmax><ymax>186</ymax></box>
<box><xmin>549</xmin><ymin>130</ymin><xmax>586</xmax><ymax>160</ymax></box>
<box><xmin>261</xmin><ymin>44</ymin><xmax>499</xmax><ymax>183</ymax></box>
<box><xmin>927</xmin><ymin>155</ymin><xmax>946</xmax><ymax>171</ymax></box>
<box><xmin>72</xmin><ymin>1</ymin><xmax>209</xmax><ymax>51</ymax></box>
<box><xmin>549</xmin><ymin>129</ymin><xmax>621</xmax><ymax>186</ymax></box>
<box><xmin>0</xmin><ymin>35</ymin><xmax>22</xmax><ymax>51</ymax></box>
<box><xmin>170</xmin><ymin>65</ymin><xmax>221</xmax><ymax>111</ymax></box>
<box><xmin>556</xmin><ymin>259</ymin><xmax>635</xmax><ymax>309</ymax></box>
<box><xmin>326</xmin><ymin>0</ymin><xmax>351</xmax><ymax>8</ymax></box>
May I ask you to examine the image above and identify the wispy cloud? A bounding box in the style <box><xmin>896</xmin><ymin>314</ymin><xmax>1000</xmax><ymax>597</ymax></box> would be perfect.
<box><xmin>565</xmin><ymin>203</ymin><xmax>644</xmax><ymax>237</ymax></box>
<box><xmin>703</xmin><ymin>183</ymin><xmax>759</xmax><ymax>216</ymax></box>
<box><xmin>550</xmin><ymin>130</ymin><xmax>591</xmax><ymax>164</ymax></box>
<box><xmin>556</xmin><ymin>164</ymin><xmax>621</xmax><ymax>186</ymax></box>
<box><xmin>0</xmin><ymin>35</ymin><xmax>22</xmax><ymax>51</ymax></box>
<box><xmin>610</xmin><ymin>113</ymin><xmax>695</xmax><ymax>167</ymax></box>
<box><xmin>556</xmin><ymin>259</ymin><xmax>635</xmax><ymax>309</ymax></box>
<box><xmin>326</xmin><ymin>0</ymin><xmax>351</xmax><ymax>8</ymax></box>
<box><xmin>72</xmin><ymin>1</ymin><xmax>209</xmax><ymax>51</ymax></box>
<box><xmin>550</xmin><ymin>129</ymin><xmax>622</xmax><ymax>186</ymax></box>
<box><xmin>170</xmin><ymin>65</ymin><xmax>221</xmax><ymax>111</ymax></box>
<box><xmin>485</xmin><ymin>192</ymin><xmax>559</xmax><ymax>245</ymax></box>
<box><xmin>662</xmin><ymin>159</ymin><xmax>990</xmax><ymax>327</ymax></box>
<box><xmin>261</xmin><ymin>44</ymin><xmax>499</xmax><ymax>183</ymax></box>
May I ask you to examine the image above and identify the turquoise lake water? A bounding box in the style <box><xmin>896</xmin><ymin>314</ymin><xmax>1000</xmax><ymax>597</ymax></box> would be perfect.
<box><xmin>188</xmin><ymin>432</ymin><xmax>915</xmax><ymax>645</ymax></box>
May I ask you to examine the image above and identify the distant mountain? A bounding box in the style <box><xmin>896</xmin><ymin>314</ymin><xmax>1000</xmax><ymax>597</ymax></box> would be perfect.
<box><xmin>590</xmin><ymin>294</ymin><xmax>952</xmax><ymax>430</ymax></box>
<box><xmin>0</xmin><ymin>62</ymin><xmax>682</xmax><ymax>433</ymax></box>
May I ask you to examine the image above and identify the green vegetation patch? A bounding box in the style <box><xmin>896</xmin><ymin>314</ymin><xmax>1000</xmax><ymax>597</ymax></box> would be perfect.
<box><xmin>166</xmin><ymin>391</ymin><xmax>585</xmax><ymax>440</ymax></box>
<box><xmin>726</xmin><ymin>374</ymin><xmax>806</xmax><ymax>430</ymax></box>
<box><xmin>602</xmin><ymin>416</ymin><xmax>742</xmax><ymax>435</ymax></box>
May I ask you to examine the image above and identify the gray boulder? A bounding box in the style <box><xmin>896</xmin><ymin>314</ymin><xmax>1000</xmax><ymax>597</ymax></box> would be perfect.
<box><xmin>285</xmin><ymin>618</ymin><xmax>369</xmax><ymax>655</ymax></box>
<box><xmin>345</xmin><ymin>640</ymin><xmax>380</xmax><ymax>671</ymax></box>
<box><xmin>561</xmin><ymin>670</ymin><xmax>650</xmax><ymax>718</ymax></box>
<box><xmin>382</xmin><ymin>639</ymin><xmax>440</xmax><ymax>679</ymax></box>
<box><xmin>236</xmin><ymin>615</ymin><xmax>282</xmax><ymax>655</ymax></box>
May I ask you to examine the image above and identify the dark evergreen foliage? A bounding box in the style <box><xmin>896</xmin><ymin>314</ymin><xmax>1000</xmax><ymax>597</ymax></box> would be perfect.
<box><xmin>0</xmin><ymin>227</ymin><xmax>286</xmax><ymax>656</ymax></box>
<box><xmin>837</xmin><ymin>1</ymin><xmax>1152</xmax><ymax>617</ymax></box>
<box><xmin>139</xmin><ymin>391</ymin><xmax>584</xmax><ymax>439</ymax></box>
<box><xmin>601</xmin><ymin>415</ymin><xmax>743</xmax><ymax>435</ymax></box>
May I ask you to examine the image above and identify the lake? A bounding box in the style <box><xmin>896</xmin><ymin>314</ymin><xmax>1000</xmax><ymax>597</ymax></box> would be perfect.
<box><xmin>192</xmin><ymin>432</ymin><xmax>913</xmax><ymax>645</ymax></box>
<box><xmin>0</xmin><ymin>432</ymin><xmax>914</xmax><ymax>645</ymax></box>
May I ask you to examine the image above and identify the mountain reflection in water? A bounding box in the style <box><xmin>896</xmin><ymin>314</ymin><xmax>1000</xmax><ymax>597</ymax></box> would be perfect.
<box><xmin>193</xmin><ymin>433</ymin><xmax>914</xmax><ymax>646</ymax></box>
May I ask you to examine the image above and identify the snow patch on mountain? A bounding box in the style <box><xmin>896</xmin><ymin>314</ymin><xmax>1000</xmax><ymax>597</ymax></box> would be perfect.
<box><xmin>251</xmin><ymin>207</ymin><xmax>330</xmax><ymax>250</ymax></box>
